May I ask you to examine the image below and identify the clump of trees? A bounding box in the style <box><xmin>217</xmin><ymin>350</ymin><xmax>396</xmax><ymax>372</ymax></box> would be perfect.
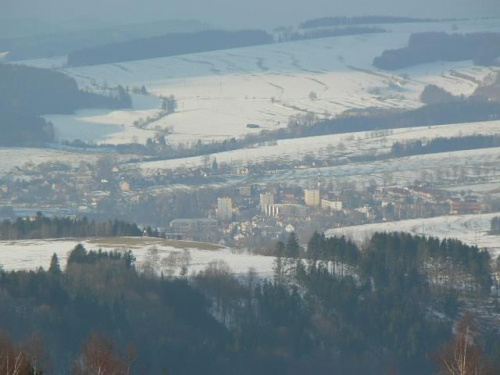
<box><xmin>72</xmin><ymin>333</ymin><xmax>136</xmax><ymax>375</ymax></box>
<box><xmin>391</xmin><ymin>134</ymin><xmax>500</xmax><ymax>158</ymax></box>
<box><xmin>0</xmin><ymin>63</ymin><xmax>132</xmax><ymax>146</ymax></box>
<box><xmin>420</xmin><ymin>84</ymin><xmax>460</xmax><ymax>105</ymax></box>
<box><xmin>490</xmin><ymin>216</ymin><xmax>500</xmax><ymax>234</ymax></box>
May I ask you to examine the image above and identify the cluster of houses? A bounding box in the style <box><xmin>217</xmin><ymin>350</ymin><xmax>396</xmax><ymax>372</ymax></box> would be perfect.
<box><xmin>0</xmin><ymin>158</ymin><xmax>486</xmax><ymax>246</ymax></box>
<box><xmin>165</xmin><ymin>183</ymin><xmax>485</xmax><ymax>245</ymax></box>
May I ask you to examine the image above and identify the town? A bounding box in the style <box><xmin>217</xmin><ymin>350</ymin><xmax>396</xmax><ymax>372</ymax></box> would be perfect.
<box><xmin>0</xmin><ymin>152</ymin><xmax>488</xmax><ymax>250</ymax></box>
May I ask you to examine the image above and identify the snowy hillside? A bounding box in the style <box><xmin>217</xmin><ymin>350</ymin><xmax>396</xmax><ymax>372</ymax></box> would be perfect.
<box><xmin>326</xmin><ymin>213</ymin><xmax>500</xmax><ymax>258</ymax></box>
<box><xmin>136</xmin><ymin>120</ymin><xmax>500</xmax><ymax>171</ymax></box>
<box><xmin>23</xmin><ymin>19</ymin><xmax>500</xmax><ymax>146</ymax></box>
<box><xmin>0</xmin><ymin>237</ymin><xmax>275</xmax><ymax>276</ymax></box>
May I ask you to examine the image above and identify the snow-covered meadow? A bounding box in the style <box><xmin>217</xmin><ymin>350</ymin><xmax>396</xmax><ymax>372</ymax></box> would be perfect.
<box><xmin>24</xmin><ymin>19</ymin><xmax>500</xmax><ymax>146</ymax></box>
<box><xmin>0</xmin><ymin>148</ymin><xmax>105</xmax><ymax>177</ymax></box>
<box><xmin>210</xmin><ymin>146</ymin><xmax>500</xmax><ymax>194</ymax></box>
<box><xmin>326</xmin><ymin>213</ymin><xmax>500</xmax><ymax>258</ymax></box>
<box><xmin>136</xmin><ymin>120</ymin><xmax>500</xmax><ymax>172</ymax></box>
<box><xmin>0</xmin><ymin>237</ymin><xmax>275</xmax><ymax>276</ymax></box>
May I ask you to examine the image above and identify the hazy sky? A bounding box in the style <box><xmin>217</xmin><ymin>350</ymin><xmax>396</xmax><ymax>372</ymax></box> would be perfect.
<box><xmin>2</xmin><ymin>0</ymin><xmax>500</xmax><ymax>29</ymax></box>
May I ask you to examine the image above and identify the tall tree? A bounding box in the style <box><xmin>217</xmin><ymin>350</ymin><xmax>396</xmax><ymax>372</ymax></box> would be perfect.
<box><xmin>49</xmin><ymin>253</ymin><xmax>62</xmax><ymax>275</ymax></box>
<box><xmin>434</xmin><ymin>313</ymin><xmax>496</xmax><ymax>375</ymax></box>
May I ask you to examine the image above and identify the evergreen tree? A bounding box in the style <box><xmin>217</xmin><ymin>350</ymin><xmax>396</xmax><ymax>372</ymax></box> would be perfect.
<box><xmin>48</xmin><ymin>253</ymin><xmax>61</xmax><ymax>275</ymax></box>
<box><xmin>283</xmin><ymin>232</ymin><xmax>301</xmax><ymax>283</ymax></box>
<box><xmin>273</xmin><ymin>241</ymin><xmax>285</xmax><ymax>284</ymax></box>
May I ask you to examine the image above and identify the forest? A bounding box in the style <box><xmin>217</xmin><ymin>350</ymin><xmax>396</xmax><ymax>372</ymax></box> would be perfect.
<box><xmin>284</xmin><ymin>26</ymin><xmax>386</xmax><ymax>42</ymax></box>
<box><xmin>0</xmin><ymin>63</ymin><xmax>132</xmax><ymax>146</ymax></box>
<box><xmin>373</xmin><ymin>32</ymin><xmax>500</xmax><ymax>70</ymax></box>
<box><xmin>391</xmin><ymin>134</ymin><xmax>500</xmax><ymax>158</ymax></box>
<box><xmin>0</xmin><ymin>213</ymin><xmax>143</xmax><ymax>240</ymax></box>
<box><xmin>291</xmin><ymin>97</ymin><xmax>500</xmax><ymax>138</ymax></box>
<box><xmin>299</xmin><ymin>16</ymin><xmax>432</xmax><ymax>29</ymax></box>
<box><xmin>67</xmin><ymin>30</ymin><xmax>273</xmax><ymax>67</ymax></box>
<box><xmin>0</xmin><ymin>232</ymin><xmax>498</xmax><ymax>374</ymax></box>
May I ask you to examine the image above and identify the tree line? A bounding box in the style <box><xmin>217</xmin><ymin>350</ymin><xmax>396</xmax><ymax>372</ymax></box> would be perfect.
<box><xmin>299</xmin><ymin>16</ymin><xmax>433</xmax><ymax>29</ymax></box>
<box><xmin>373</xmin><ymin>32</ymin><xmax>500</xmax><ymax>70</ymax></box>
<box><xmin>303</xmin><ymin>97</ymin><xmax>500</xmax><ymax>137</ymax></box>
<box><xmin>391</xmin><ymin>134</ymin><xmax>500</xmax><ymax>158</ymax></box>
<box><xmin>0</xmin><ymin>213</ymin><xmax>142</xmax><ymax>240</ymax></box>
<box><xmin>280</xmin><ymin>26</ymin><xmax>386</xmax><ymax>42</ymax></box>
<box><xmin>67</xmin><ymin>30</ymin><xmax>273</xmax><ymax>67</ymax></box>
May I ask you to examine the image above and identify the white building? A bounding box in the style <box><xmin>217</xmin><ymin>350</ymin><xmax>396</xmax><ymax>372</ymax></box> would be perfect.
<box><xmin>217</xmin><ymin>197</ymin><xmax>233</xmax><ymax>221</ymax></box>
<box><xmin>322</xmin><ymin>199</ymin><xmax>343</xmax><ymax>211</ymax></box>
<box><xmin>304</xmin><ymin>189</ymin><xmax>321</xmax><ymax>207</ymax></box>
<box><xmin>260</xmin><ymin>193</ymin><xmax>275</xmax><ymax>213</ymax></box>
<box><xmin>264</xmin><ymin>203</ymin><xmax>307</xmax><ymax>218</ymax></box>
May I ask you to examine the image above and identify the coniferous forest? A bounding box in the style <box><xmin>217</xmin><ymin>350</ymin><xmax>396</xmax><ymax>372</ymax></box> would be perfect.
<box><xmin>0</xmin><ymin>63</ymin><xmax>132</xmax><ymax>146</ymax></box>
<box><xmin>67</xmin><ymin>30</ymin><xmax>273</xmax><ymax>67</ymax></box>
<box><xmin>0</xmin><ymin>232</ymin><xmax>498</xmax><ymax>374</ymax></box>
<box><xmin>0</xmin><ymin>213</ymin><xmax>142</xmax><ymax>240</ymax></box>
<box><xmin>373</xmin><ymin>32</ymin><xmax>500</xmax><ymax>70</ymax></box>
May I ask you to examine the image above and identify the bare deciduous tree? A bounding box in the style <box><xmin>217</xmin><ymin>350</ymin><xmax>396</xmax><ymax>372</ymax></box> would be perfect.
<box><xmin>0</xmin><ymin>333</ymin><xmax>33</xmax><ymax>375</ymax></box>
<box><xmin>434</xmin><ymin>313</ymin><xmax>496</xmax><ymax>375</ymax></box>
<box><xmin>73</xmin><ymin>333</ymin><xmax>134</xmax><ymax>375</ymax></box>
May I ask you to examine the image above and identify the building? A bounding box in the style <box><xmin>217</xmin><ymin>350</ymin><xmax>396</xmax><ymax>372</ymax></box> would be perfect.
<box><xmin>260</xmin><ymin>193</ymin><xmax>275</xmax><ymax>213</ymax></box>
<box><xmin>264</xmin><ymin>203</ymin><xmax>308</xmax><ymax>218</ymax></box>
<box><xmin>408</xmin><ymin>186</ymin><xmax>448</xmax><ymax>202</ymax></box>
<box><xmin>304</xmin><ymin>189</ymin><xmax>320</xmax><ymax>207</ymax></box>
<box><xmin>449</xmin><ymin>197</ymin><xmax>482</xmax><ymax>215</ymax></box>
<box><xmin>170</xmin><ymin>218</ymin><xmax>218</xmax><ymax>233</ymax></box>
<box><xmin>322</xmin><ymin>199</ymin><xmax>343</xmax><ymax>211</ymax></box>
<box><xmin>239</xmin><ymin>186</ymin><xmax>252</xmax><ymax>197</ymax></box>
<box><xmin>217</xmin><ymin>197</ymin><xmax>233</xmax><ymax>221</ymax></box>
<box><xmin>119</xmin><ymin>180</ymin><xmax>131</xmax><ymax>192</ymax></box>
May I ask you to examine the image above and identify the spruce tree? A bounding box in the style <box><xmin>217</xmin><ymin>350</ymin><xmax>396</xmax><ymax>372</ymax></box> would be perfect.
<box><xmin>48</xmin><ymin>253</ymin><xmax>61</xmax><ymax>275</ymax></box>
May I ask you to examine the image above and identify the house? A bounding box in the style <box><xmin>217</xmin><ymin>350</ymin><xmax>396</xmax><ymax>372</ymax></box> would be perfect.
<box><xmin>170</xmin><ymin>218</ymin><xmax>218</xmax><ymax>233</ymax></box>
<box><xmin>119</xmin><ymin>180</ymin><xmax>131</xmax><ymax>192</ymax></box>
<box><xmin>322</xmin><ymin>199</ymin><xmax>343</xmax><ymax>211</ymax></box>
<box><xmin>449</xmin><ymin>197</ymin><xmax>482</xmax><ymax>215</ymax></box>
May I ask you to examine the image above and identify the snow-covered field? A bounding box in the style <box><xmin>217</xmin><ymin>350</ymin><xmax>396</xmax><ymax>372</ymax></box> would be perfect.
<box><xmin>0</xmin><ymin>148</ymin><xmax>105</xmax><ymax>177</ymax></box>
<box><xmin>45</xmin><ymin>94</ymin><xmax>160</xmax><ymax>145</ymax></box>
<box><xmin>0</xmin><ymin>215</ymin><xmax>496</xmax><ymax>276</ymax></box>
<box><xmin>326</xmin><ymin>213</ymin><xmax>500</xmax><ymax>258</ymax></box>
<box><xmin>188</xmin><ymin>146</ymin><xmax>500</xmax><ymax>194</ymax></box>
<box><xmin>136</xmin><ymin>120</ymin><xmax>500</xmax><ymax>171</ymax></box>
<box><xmin>0</xmin><ymin>237</ymin><xmax>275</xmax><ymax>276</ymax></box>
<box><xmin>23</xmin><ymin>19</ymin><xmax>500</xmax><ymax>146</ymax></box>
